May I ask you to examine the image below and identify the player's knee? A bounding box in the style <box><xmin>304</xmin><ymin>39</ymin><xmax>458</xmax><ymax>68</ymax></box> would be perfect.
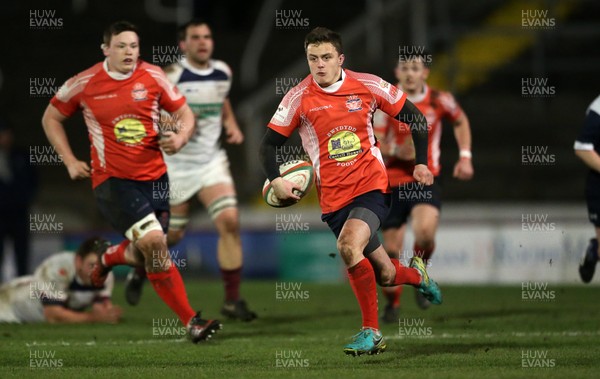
<box><xmin>337</xmin><ymin>236</ymin><xmax>361</xmax><ymax>264</ymax></box>
<box><xmin>137</xmin><ymin>231</ymin><xmax>170</xmax><ymax>273</ymax></box>
<box><xmin>215</xmin><ymin>210</ymin><xmax>239</xmax><ymax>237</ymax></box>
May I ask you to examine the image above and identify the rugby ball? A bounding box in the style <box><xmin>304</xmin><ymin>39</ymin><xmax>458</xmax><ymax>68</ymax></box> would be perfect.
<box><xmin>262</xmin><ymin>160</ymin><xmax>314</xmax><ymax>208</ymax></box>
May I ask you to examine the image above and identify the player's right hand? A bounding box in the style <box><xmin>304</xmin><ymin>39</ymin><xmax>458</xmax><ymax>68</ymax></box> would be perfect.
<box><xmin>65</xmin><ymin>160</ymin><xmax>91</xmax><ymax>180</ymax></box>
<box><xmin>271</xmin><ymin>177</ymin><xmax>302</xmax><ymax>202</ymax></box>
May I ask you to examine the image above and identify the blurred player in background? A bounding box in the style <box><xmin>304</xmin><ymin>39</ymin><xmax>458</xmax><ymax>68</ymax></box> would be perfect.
<box><xmin>40</xmin><ymin>21</ymin><xmax>220</xmax><ymax>342</ymax></box>
<box><xmin>0</xmin><ymin>237</ymin><xmax>120</xmax><ymax>324</ymax></box>
<box><xmin>374</xmin><ymin>53</ymin><xmax>473</xmax><ymax>322</ymax></box>
<box><xmin>575</xmin><ymin>94</ymin><xmax>600</xmax><ymax>283</ymax></box>
<box><xmin>260</xmin><ymin>27</ymin><xmax>442</xmax><ymax>356</ymax></box>
<box><xmin>124</xmin><ymin>19</ymin><xmax>257</xmax><ymax>321</ymax></box>
<box><xmin>0</xmin><ymin>120</ymin><xmax>37</xmax><ymax>277</ymax></box>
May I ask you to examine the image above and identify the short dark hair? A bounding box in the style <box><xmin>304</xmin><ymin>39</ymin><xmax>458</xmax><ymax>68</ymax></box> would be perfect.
<box><xmin>304</xmin><ymin>27</ymin><xmax>343</xmax><ymax>55</ymax></box>
<box><xmin>76</xmin><ymin>237</ymin><xmax>110</xmax><ymax>259</ymax></box>
<box><xmin>103</xmin><ymin>21</ymin><xmax>139</xmax><ymax>45</ymax></box>
<box><xmin>178</xmin><ymin>19</ymin><xmax>210</xmax><ymax>42</ymax></box>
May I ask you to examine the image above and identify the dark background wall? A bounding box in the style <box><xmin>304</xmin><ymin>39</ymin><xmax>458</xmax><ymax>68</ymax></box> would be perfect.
<box><xmin>1</xmin><ymin>0</ymin><xmax>599</xmax><ymax>230</ymax></box>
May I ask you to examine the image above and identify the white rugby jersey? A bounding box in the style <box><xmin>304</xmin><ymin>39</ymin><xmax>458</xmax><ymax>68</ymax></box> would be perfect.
<box><xmin>163</xmin><ymin>58</ymin><xmax>232</xmax><ymax>165</ymax></box>
<box><xmin>0</xmin><ymin>252</ymin><xmax>114</xmax><ymax>323</ymax></box>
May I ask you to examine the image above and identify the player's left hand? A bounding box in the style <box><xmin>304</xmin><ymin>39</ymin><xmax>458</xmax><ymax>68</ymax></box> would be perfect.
<box><xmin>453</xmin><ymin>158</ymin><xmax>474</xmax><ymax>180</ymax></box>
<box><xmin>159</xmin><ymin>131</ymin><xmax>187</xmax><ymax>155</ymax></box>
<box><xmin>225</xmin><ymin>127</ymin><xmax>244</xmax><ymax>144</ymax></box>
<box><xmin>413</xmin><ymin>164</ymin><xmax>434</xmax><ymax>185</ymax></box>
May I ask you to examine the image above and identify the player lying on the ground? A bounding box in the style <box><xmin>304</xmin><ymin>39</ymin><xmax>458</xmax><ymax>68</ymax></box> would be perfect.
<box><xmin>0</xmin><ymin>237</ymin><xmax>121</xmax><ymax>324</ymax></box>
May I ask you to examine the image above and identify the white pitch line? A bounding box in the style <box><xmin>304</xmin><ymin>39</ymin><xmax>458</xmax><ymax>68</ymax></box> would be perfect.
<box><xmin>25</xmin><ymin>338</ymin><xmax>187</xmax><ymax>347</ymax></box>
<box><xmin>387</xmin><ymin>330</ymin><xmax>600</xmax><ymax>340</ymax></box>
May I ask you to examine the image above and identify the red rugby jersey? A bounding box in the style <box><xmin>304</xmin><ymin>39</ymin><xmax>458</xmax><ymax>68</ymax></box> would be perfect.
<box><xmin>50</xmin><ymin>60</ymin><xmax>186</xmax><ymax>188</ymax></box>
<box><xmin>374</xmin><ymin>84</ymin><xmax>463</xmax><ymax>186</ymax></box>
<box><xmin>268</xmin><ymin>69</ymin><xmax>407</xmax><ymax>213</ymax></box>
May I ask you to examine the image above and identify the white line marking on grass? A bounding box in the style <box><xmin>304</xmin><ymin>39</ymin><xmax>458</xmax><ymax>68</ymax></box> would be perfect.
<box><xmin>25</xmin><ymin>338</ymin><xmax>187</xmax><ymax>347</ymax></box>
<box><xmin>387</xmin><ymin>330</ymin><xmax>600</xmax><ymax>340</ymax></box>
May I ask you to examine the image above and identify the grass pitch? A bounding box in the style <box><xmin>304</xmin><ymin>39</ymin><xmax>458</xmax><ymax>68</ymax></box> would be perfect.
<box><xmin>1</xmin><ymin>281</ymin><xmax>599</xmax><ymax>378</ymax></box>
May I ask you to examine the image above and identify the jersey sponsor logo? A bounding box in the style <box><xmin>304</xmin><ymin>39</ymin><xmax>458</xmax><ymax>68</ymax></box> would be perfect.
<box><xmin>308</xmin><ymin>104</ymin><xmax>333</xmax><ymax>113</ymax></box>
<box><xmin>131</xmin><ymin>82</ymin><xmax>148</xmax><ymax>101</ymax></box>
<box><xmin>93</xmin><ymin>94</ymin><xmax>117</xmax><ymax>100</ymax></box>
<box><xmin>345</xmin><ymin>95</ymin><xmax>362</xmax><ymax>112</ymax></box>
<box><xmin>114</xmin><ymin>118</ymin><xmax>147</xmax><ymax>146</ymax></box>
<box><xmin>272</xmin><ymin>105</ymin><xmax>290</xmax><ymax>124</ymax></box>
<box><xmin>327</xmin><ymin>130</ymin><xmax>363</xmax><ymax>164</ymax></box>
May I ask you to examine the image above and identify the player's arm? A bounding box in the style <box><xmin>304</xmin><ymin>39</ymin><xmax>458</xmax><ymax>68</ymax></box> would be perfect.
<box><xmin>41</xmin><ymin>104</ymin><xmax>90</xmax><ymax>180</ymax></box>
<box><xmin>222</xmin><ymin>98</ymin><xmax>244</xmax><ymax>144</ymax></box>
<box><xmin>158</xmin><ymin>103</ymin><xmax>195</xmax><ymax>155</ymax></box>
<box><xmin>396</xmin><ymin>99</ymin><xmax>433</xmax><ymax>185</ymax></box>
<box><xmin>259</xmin><ymin>129</ymin><xmax>301</xmax><ymax>201</ymax></box>
<box><xmin>452</xmin><ymin>113</ymin><xmax>474</xmax><ymax>180</ymax></box>
<box><xmin>43</xmin><ymin>303</ymin><xmax>121</xmax><ymax>324</ymax></box>
<box><xmin>575</xmin><ymin>106</ymin><xmax>600</xmax><ymax>172</ymax></box>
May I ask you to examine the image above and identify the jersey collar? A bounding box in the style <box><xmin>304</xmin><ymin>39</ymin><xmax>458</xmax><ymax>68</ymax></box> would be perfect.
<box><xmin>180</xmin><ymin>57</ymin><xmax>214</xmax><ymax>76</ymax></box>
<box><xmin>314</xmin><ymin>68</ymin><xmax>345</xmax><ymax>93</ymax></box>
<box><xmin>103</xmin><ymin>59</ymin><xmax>136</xmax><ymax>81</ymax></box>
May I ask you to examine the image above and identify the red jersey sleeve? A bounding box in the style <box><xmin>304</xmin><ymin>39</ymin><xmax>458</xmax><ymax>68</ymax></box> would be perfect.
<box><xmin>50</xmin><ymin>66</ymin><xmax>100</xmax><ymax>117</ymax></box>
<box><xmin>267</xmin><ymin>79</ymin><xmax>308</xmax><ymax>137</ymax></box>
<box><xmin>142</xmin><ymin>63</ymin><xmax>186</xmax><ymax>113</ymax></box>
<box><xmin>437</xmin><ymin>90</ymin><xmax>463</xmax><ymax>122</ymax></box>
